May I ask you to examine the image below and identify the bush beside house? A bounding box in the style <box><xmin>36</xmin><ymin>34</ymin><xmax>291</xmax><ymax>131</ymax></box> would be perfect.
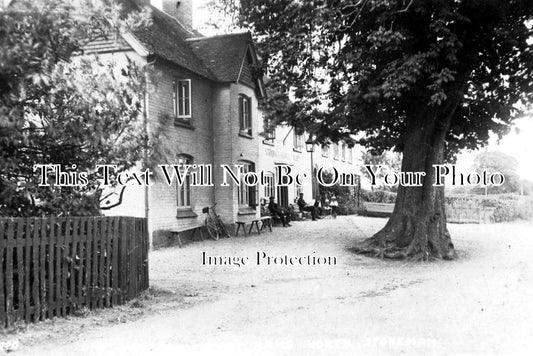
<box><xmin>445</xmin><ymin>194</ymin><xmax>533</xmax><ymax>223</ymax></box>
<box><xmin>357</xmin><ymin>190</ymin><xmax>533</xmax><ymax>222</ymax></box>
<box><xmin>360</xmin><ymin>190</ymin><xmax>397</xmax><ymax>204</ymax></box>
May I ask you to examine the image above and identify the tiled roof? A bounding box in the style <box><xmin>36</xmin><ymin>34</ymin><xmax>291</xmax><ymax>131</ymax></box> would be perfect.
<box><xmin>83</xmin><ymin>36</ymin><xmax>132</xmax><ymax>54</ymax></box>
<box><xmin>9</xmin><ymin>0</ymin><xmax>251</xmax><ymax>81</ymax></box>
<box><xmin>187</xmin><ymin>32</ymin><xmax>253</xmax><ymax>82</ymax></box>
<box><xmin>117</xmin><ymin>0</ymin><xmax>216</xmax><ymax>80</ymax></box>
<box><xmin>116</xmin><ymin>1</ymin><xmax>254</xmax><ymax>82</ymax></box>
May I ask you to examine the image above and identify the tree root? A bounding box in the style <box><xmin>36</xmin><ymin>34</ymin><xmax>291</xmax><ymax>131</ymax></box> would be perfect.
<box><xmin>350</xmin><ymin>236</ymin><xmax>456</xmax><ymax>261</ymax></box>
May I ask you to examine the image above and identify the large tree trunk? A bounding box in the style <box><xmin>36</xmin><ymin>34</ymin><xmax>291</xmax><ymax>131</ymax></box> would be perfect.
<box><xmin>354</xmin><ymin>105</ymin><xmax>458</xmax><ymax>261</ymax></box>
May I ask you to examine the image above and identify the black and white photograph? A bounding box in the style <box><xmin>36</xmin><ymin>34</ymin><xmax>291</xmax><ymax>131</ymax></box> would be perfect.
<box><xmin>1</xmin><ymin>0</ymin><xmax>533</xmax><ymax>354</ymax></box>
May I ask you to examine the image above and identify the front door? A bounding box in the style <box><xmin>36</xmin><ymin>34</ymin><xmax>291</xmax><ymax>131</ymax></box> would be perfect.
<box><xmin>277</xmin><ymin>185</ymin><xmax>289</xmax><ymax>208</ymax></box>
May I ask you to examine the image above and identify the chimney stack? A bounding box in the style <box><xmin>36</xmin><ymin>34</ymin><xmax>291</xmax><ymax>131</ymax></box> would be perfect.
<box><xmin>157</xmin><ymin>0</ymin><xmax>193</xmax><ymax>30</ymax></box>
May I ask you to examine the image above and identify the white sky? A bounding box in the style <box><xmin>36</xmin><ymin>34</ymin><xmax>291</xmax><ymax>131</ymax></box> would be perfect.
<box><xmin>193</xmin><ymin>0</ymin><xmax>219</xmax><ymax>35</ymax></box>
<box><xmin>191</xmin><ymin>2</ymin><xmax>533</xmax><ymax>181</ymax></box>
<box><xmin>456</xmin><ymin>116</ymin><xmax>533</xmax><ymax>180</ymax></box>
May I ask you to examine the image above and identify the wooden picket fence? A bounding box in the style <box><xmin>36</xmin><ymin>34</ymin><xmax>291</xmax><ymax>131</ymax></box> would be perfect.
<box><xmin>0</xmin><ymin>216</ymin><xmax>149</xmax><ymax>328</ymax></box>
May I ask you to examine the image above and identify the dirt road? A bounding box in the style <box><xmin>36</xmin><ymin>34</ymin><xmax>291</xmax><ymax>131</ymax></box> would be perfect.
<box><xmin>9</xmin><ymin>216</ymin><xmax>533</xmax><ymax>355</ymax></box>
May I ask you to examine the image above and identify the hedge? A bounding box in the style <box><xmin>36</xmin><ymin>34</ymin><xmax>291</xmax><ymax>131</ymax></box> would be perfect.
<box><xmin>359</xmin><ymin>190</ymin><xmax>533</xmax><ymax>222</ymax></box>
<box><xmin>446</xmin><ymin>194</ymin><xmax>533</xmax><ymax>222</ymax></box>
<box><xmin>360</xmin><ymin>189</ymin><xmax>397</xmax><ymax>204</ymax></box>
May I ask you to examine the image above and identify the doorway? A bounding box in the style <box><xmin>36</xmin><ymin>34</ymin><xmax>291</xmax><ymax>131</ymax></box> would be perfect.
<box><xmin>277</xmin><ymin>185</ymin><xmax>289</xmax><ymax>208</ymax></box>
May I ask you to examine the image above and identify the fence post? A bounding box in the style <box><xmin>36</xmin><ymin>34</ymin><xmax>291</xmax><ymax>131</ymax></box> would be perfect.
<box><xmin>1</xmin><ymin>216</ymin><xmax>148</xmax><ymax>329</ymax></box>
<box><xmin>47</xmin><ymin>217</ymin><xmax>56</xmax><ymax>318</ymax></box>
<box><xmin>0</xmin><ymin>219</ymin><xmax>7</xmax><ymax>327</ymax></box>
<box><xmin>5</xmin><ymin>219</ymin><xmax>15</xmax><ymax>327</ymax></box>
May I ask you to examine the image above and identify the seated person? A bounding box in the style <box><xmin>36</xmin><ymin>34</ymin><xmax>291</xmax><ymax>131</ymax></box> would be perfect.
<box><xmin>313</xmin><ymin>198</ymin><xmax>324</xmax><ymax>216</ymax></box>
<box><xmin>268</xmin><ymin>197</ymin><xmax>291</xmax><ymax>227</ymax></box>
<box><xmin>329</xmin><ymin>195</ymin><xmax>339</xmax><ymax>218</ymax></box>
<box><xmin>297</xmin><ymin>193</ymin><xmax>320</xmax><ymax>221</ymax></box>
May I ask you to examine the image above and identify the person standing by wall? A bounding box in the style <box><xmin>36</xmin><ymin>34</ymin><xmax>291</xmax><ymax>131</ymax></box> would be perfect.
<box><xmin>329</xmin><ymin>196</ymin><xmax>339</xmax><ymax>218</ymax></box>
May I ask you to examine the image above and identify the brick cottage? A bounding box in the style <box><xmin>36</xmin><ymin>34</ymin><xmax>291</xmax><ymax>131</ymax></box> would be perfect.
<box><xmin>32</xmin><ymin>0</ymin><xmax>363</xmax><ymax>246</ymax></box>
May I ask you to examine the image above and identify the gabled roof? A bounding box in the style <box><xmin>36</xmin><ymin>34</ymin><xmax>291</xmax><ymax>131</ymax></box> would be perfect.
<box><xmin>119</xmin><ymin>1</ymin><xmax>260</xmax><ymax>84</ymax></box>
<box><xmin>186</xmin><ymin>32</ymin><xmax>253</xmax><ymax>83</ymax></box>
<box><xmin>117</xmin><ymin>0</ymin><xmax>216</xmax><ymax>80</ymax></box>
<box><xmin>8</xmin><ymin>0</ymin><xmax>262</xmax><ymax>85</ymax></box>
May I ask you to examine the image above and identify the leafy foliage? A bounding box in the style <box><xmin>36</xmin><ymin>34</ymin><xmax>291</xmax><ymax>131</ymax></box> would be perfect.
<box><xmin>317</xmin><ymin>169</ymin><xmax>359</xmax><ymax>215</ymax></box>
<box><xmin>228</xmin><ymin>0</ymin><xmax>533</xmax><ymax>257</ymax></box>
<box><xmin>446</xmin><ymin>194</ymin><xmax>533</xmax><ymax>222</ymax></box>
<box><xmin>202</xmin><ymin>0</ymin><xmax>241</xmax><ymax>33</ymax></box>
<box><xmin>0</xmin><ymin>0</ymin><xmax>156</xmax><ymax>216</ymax></box>
<box><xmin>520</xmin><ymin>178</ymin><xmax>533</xmax><ymax>195</ymax></box>
<box><xmin>234</xmin><ymin>0</ymin><xmax>533</xmax><ymax>157</ymax></box>
<box><xmin>360</xmin><ymin>189</ymin><xmax>397</xmax><ymax>204</ymax></box>
<box><xmin>361</xmin><ymin>150</ymin><xmax>402</xmax><ymax>191</ymax></box>
<box><xmin>470</xmin><ymin>151</ymin><xmax>521</xmax><ymax>194</ymax></box>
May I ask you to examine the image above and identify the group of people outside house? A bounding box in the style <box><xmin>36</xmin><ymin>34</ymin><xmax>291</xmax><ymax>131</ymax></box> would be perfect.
<box><xmin>267</xmin><ymin>197</ymin><xmax>292</xmax><ymax>227</ymax></box>
<box><xmin>265</xmin><ymin>193</ymin><xmax>339</xmax><ymax>227</ymax></box>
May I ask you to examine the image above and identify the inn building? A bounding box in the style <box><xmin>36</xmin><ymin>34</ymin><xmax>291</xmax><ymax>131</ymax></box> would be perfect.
<box><xmin>62</xmin><ymin>0</ymin><xmax>364</xmax><ymax>246</ymax></box>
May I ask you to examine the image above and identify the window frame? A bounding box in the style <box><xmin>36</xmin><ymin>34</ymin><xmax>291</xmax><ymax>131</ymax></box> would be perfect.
<box><xmin>263</xmin><ymin>171</ymin><xmax>275</xmax><ymax>199</ymax></box>
<box><xmin>293</xmin><ymin>131</ymin><xmax>303</xmax><ymax>152</ymax></box>
<box><xmin>263</xmin><ymin>118</ymin><xmax>275</xmax><ymax>144</ymax></box>
<box><xmin>239</xmin><ymin>94</ymin><xmax>252</xmax><ymax>136</ymax></box>
<box><xmin>173</xmin><ymin>79</ymin><xmax>192</xmax><ymax>120</ymax></box>
<box><xmin>176</xmin><ymin>154</ymin><xmax>193</xmax><ymax>209</ymax></box>
<box><xmin>238</xmin><ymin>161</ymin><xmax>257</xmax><ymax>207</ymax></box>
<box><xmin>294</xmin><ymin>182</ymin><xmax>302</xmax><ymax>200</ymax></box>
<box><xmin>322</xmin><ymin>144</ymin><xmax>329</xmax><ymax>157</ymax></box>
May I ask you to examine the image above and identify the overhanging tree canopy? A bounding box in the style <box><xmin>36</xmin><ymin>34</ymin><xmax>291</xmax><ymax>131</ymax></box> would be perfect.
<box><xmin>236</xmin><ymin>0</ymin><xmax>533</xmax><ymax>259</ymax></box>
<box><xmin>0</xmin><ymin>0</ymin><xmax>156</xmax><ymax>216</ymax></box>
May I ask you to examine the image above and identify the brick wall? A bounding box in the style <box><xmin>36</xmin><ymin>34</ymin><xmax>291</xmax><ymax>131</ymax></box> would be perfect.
<box><xmin>97</xmin><ymin>39</ymin><xmax>365</xmax><ymax>247</ymax></box>
<box><xmin>258</xmin><ymin>124</ymin><xmax>366</xmax><ymax>207</ymax></box>
<box><xmin>229</xmin><ymin>83</ymin><xmax>261</xmax><ymax>220</ymax></box>
<box><xmin>211</xmin><ymin>82</ymin><xmax>263</xmax><ymax>223</ymax></box>
<box><xmin>212</xmin><ymin>83</ymin><xmax>235</xmax><ymax>223</ymax></box>
<box><xmin>147</xmin><ymin>60</ymin><xmax>215</xmax><ymax>245</ymax></box>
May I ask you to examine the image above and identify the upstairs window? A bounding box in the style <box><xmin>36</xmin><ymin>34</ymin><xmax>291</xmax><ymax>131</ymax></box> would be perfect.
<box><xmin>333</xmin><ymin>143</ymin><xmax>339</xmax><ymax>160</ymax></box>
<box><xmin>348</xmin><ymin>147</ymin><xmax>353</xmax><ymax>163</ymax></box>
<box><xmin>173</xmin><ymin>79</ymin><xmax>191</xmax><ymax>119</ymax></box>
<box><xmin>263</xmin><ymin>118</ymin><xmax>275</xmax><ymax>143</ymax></box>
<box><xmin>239</xmin><ymin>94</ymin><xmax>252</xmax><ymax>135</ymax></box>
<box><xmin>341</xmin><ymin>143</ymin><xmax>346</xmax><ymax>161</ymax></box>
<box><xmin>293</xmin><ymin>131</ymin><xmax>303</xmax><ymax>151</ymax></box>
<box><xmin>322</xmin><ymin>144</ymin><xmax>329</xmax><ymax>157</ymax></box>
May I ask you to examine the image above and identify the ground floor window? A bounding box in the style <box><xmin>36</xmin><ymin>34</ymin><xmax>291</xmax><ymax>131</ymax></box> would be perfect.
<box><xmin>264</xmin><ymin>171</ymin><xmax>275</xmax><ymax>199</ymax></box>
<box><xmin>238</xmin><ymin>161</ymin><xmax>257</xmax><ymax>207</ymax></box>
<box><xmin>177</xmin><ymin>155</ymin><xmax>192</xmax><ymax>209</ymax></box>
<box><xmin>294</xmin><ymin>184</ymin><xmax>302</xmax><ymax>201</ymax></box>
<box><xmin>277</xmin><ymin>167</ymin><xmax>290</xmax><ymax>208</ymax></box>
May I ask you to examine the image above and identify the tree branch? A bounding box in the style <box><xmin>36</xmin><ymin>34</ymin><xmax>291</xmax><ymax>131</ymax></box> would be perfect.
<box><xmin>395</xmin><ymin>0</ymin><xmax>414</xmax><ymax>13</ymax></box>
